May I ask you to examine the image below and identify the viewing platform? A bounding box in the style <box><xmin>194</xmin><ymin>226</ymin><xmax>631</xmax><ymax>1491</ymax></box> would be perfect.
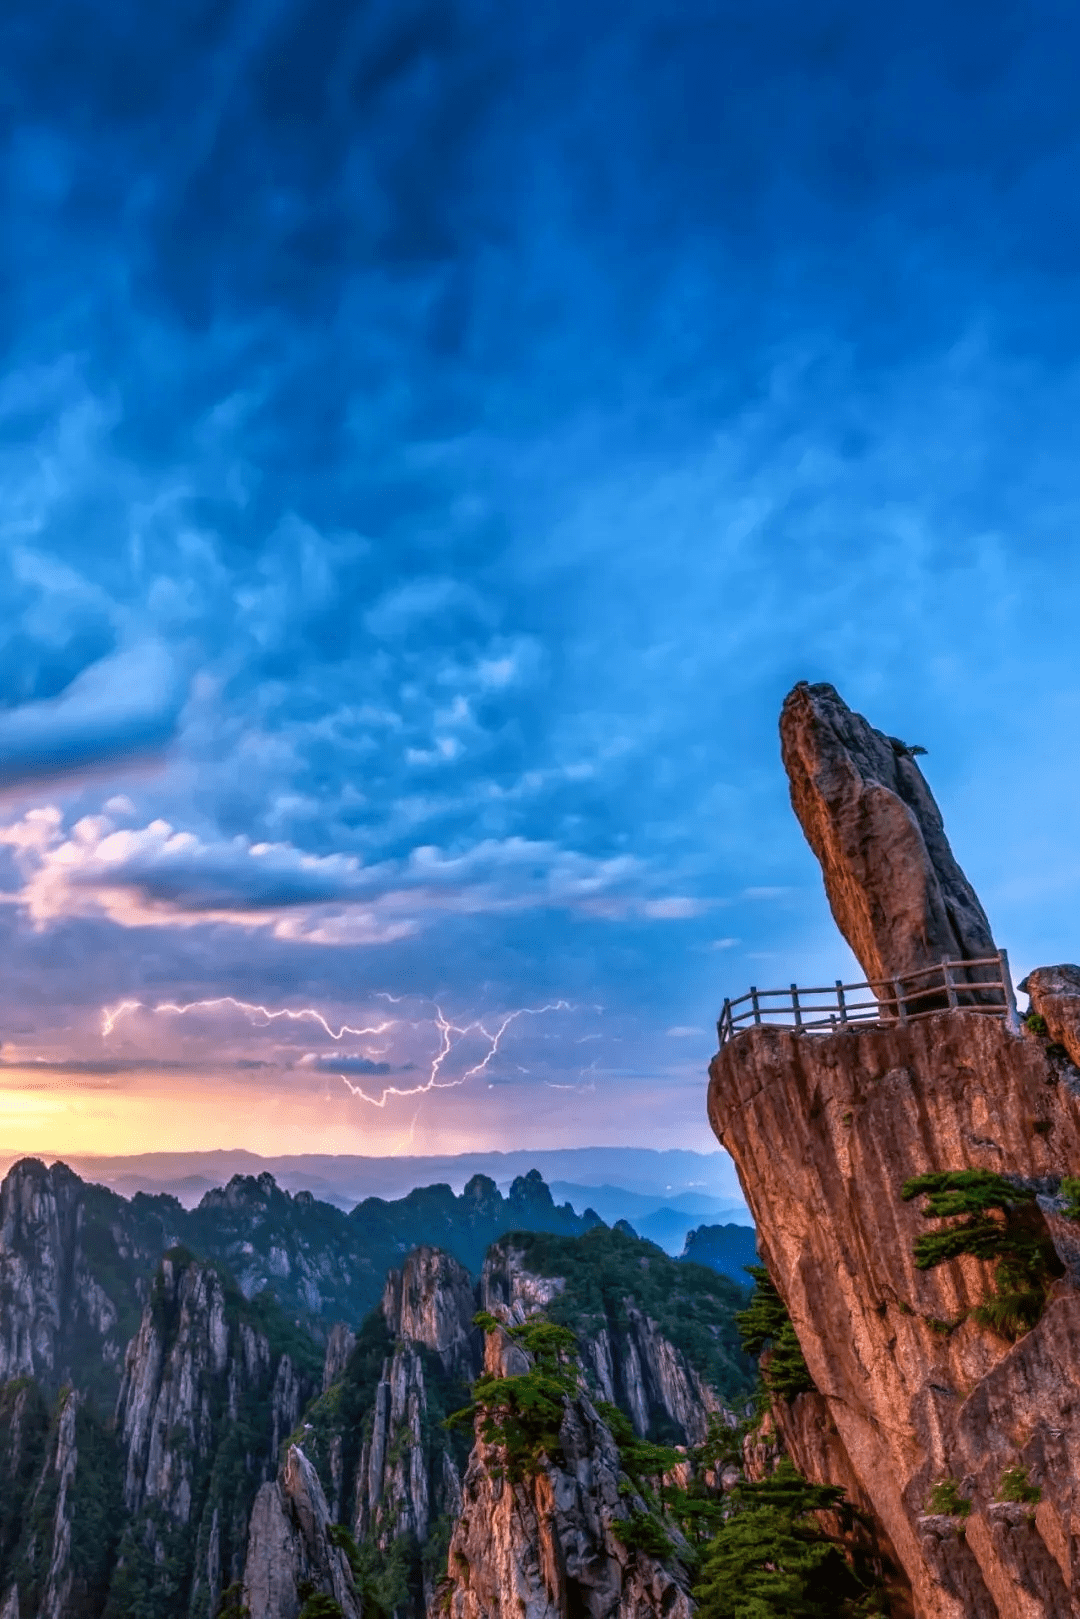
<box><xmin>717</xmin><ymin>950</ymin><xmax>1021</xmax><ymax>1046</ymax></box>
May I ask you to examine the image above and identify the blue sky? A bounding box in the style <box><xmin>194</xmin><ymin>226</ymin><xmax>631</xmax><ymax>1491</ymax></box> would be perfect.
<box><xmin>1</xmin><ymin>0</ymin><xmax>1080</xmax><ymax>1158</ymax></box>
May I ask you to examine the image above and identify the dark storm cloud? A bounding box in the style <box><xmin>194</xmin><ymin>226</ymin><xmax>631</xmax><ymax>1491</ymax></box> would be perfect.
<box><xmin>1</xmin><ymin>0</ymin><xmax>1080</xmax><ymax>1131</ymax></box>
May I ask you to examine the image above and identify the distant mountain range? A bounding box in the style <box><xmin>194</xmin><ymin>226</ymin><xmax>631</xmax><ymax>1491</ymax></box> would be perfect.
<box><xmin>0</xmin><ymin>1144</ymin><xmax>747</xmax><ymax>1211</ymax></box>
<box><xmin>549</xmin><ymin>1179</ymin><xmax>751</xmax><ymax>1253</ymax></box>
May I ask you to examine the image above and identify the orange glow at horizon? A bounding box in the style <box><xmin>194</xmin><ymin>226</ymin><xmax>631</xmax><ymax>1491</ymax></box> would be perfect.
<box><xmin>0</xmin><ymin>1067</ymin><xmax>717</xmax><ymax>1160</ymax></box>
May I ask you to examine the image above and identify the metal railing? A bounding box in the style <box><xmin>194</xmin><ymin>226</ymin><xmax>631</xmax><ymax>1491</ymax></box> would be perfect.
<box><xmin>717</xmin><ymin>950</ymin><xmax>1020</xmax><ymax>1046</ymax></box>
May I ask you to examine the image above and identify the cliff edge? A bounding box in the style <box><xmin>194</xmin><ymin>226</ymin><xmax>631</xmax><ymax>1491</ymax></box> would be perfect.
<box><xmin>709</xmin><ymin>683</ymin><xmax>1080</xmax><ymax>1619</ymax></box>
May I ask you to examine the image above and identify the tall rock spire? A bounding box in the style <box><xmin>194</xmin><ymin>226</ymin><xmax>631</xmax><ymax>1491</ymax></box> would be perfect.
<box><xmin>780</xmin><ymin>680</ymin><xmax>996</xmax><ymax>985</ymax></box>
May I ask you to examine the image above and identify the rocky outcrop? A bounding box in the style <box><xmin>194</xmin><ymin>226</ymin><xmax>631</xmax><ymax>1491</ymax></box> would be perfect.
<box><xmin>110</xmin><ymin>1250</ymin><xmax>317</xmax><ymax>1618</ymax></box>
<box><xmin>244</xmin><ymin>1445</ymin><xmax>360</xmax><ymax>1619</ymax></box>
<box><xmin>1020</xmin><ymin>964</ymin><xmax>1080</xmax><ymax>1068</ymax></box>
<box><xmin>116</xmin><ymin>1253</ymin><xmax>231</xmax><ymax>1522</ymax></box>
<box><xmin>439</xmin><ymin>1328</ymin><xmax>694</xmax><ymax>1619</ymax></box>
<box><xmin>481</xmin><ymin>1241</ymin><xmax>730</xmax><ymax>1446</ymax></box>
<box><xmin>383</xmin><ymin>1245</ymin><xmax>480</xmax><ymax>1380</ymax></box>
<box><xmin>708</xmin><ymin>1011</ymin><xmax>1080</xmax><ymax>1619</ymax></box>
<box><xmin>356</xmin><ymin>1342</ymin><xmax>437</xmax><ymax>1546</ymax></box>
<box><xmin>322</xmin><ymin>1324</ymin><xmax>356</xmax><ymax>1392</ymax></box>
<box><xmin>352</xmin><ymin>1247</ymin><xmax>480</xmax><ymax>1557</ymax></box>
<box><xmin>779</xmin><ymin>682</ymin><xmax>997</xmax><ymax>986</ymax></box>
<box><xmin>35</xmin><ymin>1391</ymin><xmax>79</xmax><ymax>1619</ymax></box>
<box><xmin>0</xmin><ymin>1159</ymin><xmax>173</xmax><ymax>1404</ymax></box>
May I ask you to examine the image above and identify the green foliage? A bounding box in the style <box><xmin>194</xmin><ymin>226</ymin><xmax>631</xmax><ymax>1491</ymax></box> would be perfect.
<box><xmin>494</xmin><ymin>1225</ymin><xmax>755</xmax><ymax>1410</ymax></box>
<box><xmin>449</xmin><ymin>1318</ymin><xmax>580</xmax><ymax>1480</ymax></box>
<box><xmin>68</xmin><ymin>1403</ymin><xmax>124</xmax><ymax>1612</ymax></box>
<box><xmin>597</xmin><ymin>1398</ymin><xmax>734</xmax><ymax>1570</ymax></box>
<box><xmin>736</xmin><ymin>1267</ymin><xmax>815</xmax><ymax>1400</ymax></box>
<box><xmin>216</xmin><ymin>1583</ymin><xmax>250</xmax><ymax>1619</ymax></box>
<box><xmin>902</xmin><ymin>1171</ymin><xmax>1061</xmax><ymax>1340</ymax></box>
<box><xmin>596</xmin><ymin>1401</ymin><xmax>681</xmax><ymax>1488</ymax></box>
<box><xmin>611</xmin><ymin>1512</ymin><xmax>674</xmax><ymax>1560</ymax></box>
<box><xmin>298</xmin><ymin>1596</ymin><xmax>345</xmax><ymax>1619</ymax></box>
<box><xmin>329</xmin><ymin>1521</ymin><xmax>418</xmax><ymax>1619</ymax></box>
<box><xmin>927</xmin><ymin>1479</ymin><xmax>971</xmax><ymax>1517</ymax></box>
<box><xmin>693</xmin><ymin>1463</ymin><xmax>874</xmax><ymax>1619</ymax></box>
<box><xmin>0</xmin><ymin>1378</ymin><xmax>49</xmax><ymax>1586</ymax></box>
<box><xmin>1060</xmin><ymin>1177</ymin><xmax>1080</xmax><ymax>1221</ymax></box>
<box><xmin>997</xmin><ymin>1466</ymin><xmax>1041</xmax><ymax>1504</ymax></box>
<box><xmin>1025</xmin><ymin>1012</ymin><xmax>1049</xmax><ymax>1037</ymax></box>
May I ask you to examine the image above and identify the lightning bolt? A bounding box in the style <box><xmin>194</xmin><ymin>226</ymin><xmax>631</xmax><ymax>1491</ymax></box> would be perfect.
<box><xmin>336</xmin><ymin>1001</ymin><xmax>572</xmax><ymax>1107</ymax></box>
<box><xmin>100</xmin><ymin>992</ymin><xmax>576</xmax><ymax>1109</ymax></box>
<box><xmin>101</xmin><ymin>996</ymin><xmax>395</xmax><ymax>1042</ymax></box>
<box><xmin>100</xmin><ymin>1000</ymin><xmax>144</xmax><ymax>1037</ymax></box>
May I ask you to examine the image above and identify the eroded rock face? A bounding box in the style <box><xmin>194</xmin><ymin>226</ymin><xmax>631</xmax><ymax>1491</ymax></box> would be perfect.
<box><xmin>708</xmin><ymin>1014</ymin><xmax>1080</xmax><ymax>1619</ymax></box>
<box><xmin>481</xmin><ymin>1242</ymin><xmax>729</xmax><ymax>1445</ymax></box>
<box><xmin>351</xmin><ymin>1246</ymin><xmax>480</xmax><ymax>1576</ymax></box>
<box><xmin>0</xmin><ymin>1159</ymin><xmax>165</xmax><ymax>1401</ymax></box>
<box><xmin>244</xmin><ymin>1446</ymin><xmax>360</xmax><ymax>1619</ymax></box>
<box><xmin>322</xmin><ymin>1323</ymin><xmax>356</xmax><ymax>1392</ymax></box>
<box><xmin>384</xmin><ymin>1244</ymin><xmax>480</xmax><ymax>1380</ymax></box>
<box><xmin>439</xmin><ymin>1340</ymin><xmax>694</xmax><ymax>1619</ymax></box>
<box><xmin>116</xmin><ymin>1253</ymin><xmax>230</xmax><ymax>1522</ymax></box>
<box><xmin>112</xmin><ymin>1251</ymin><xmax>315</xmax><ymax>1618</ymax></box>
<box><xmin>779</xmin><ymin>682</ymin><xmax>997</xmax><ymax>986</ymax></box>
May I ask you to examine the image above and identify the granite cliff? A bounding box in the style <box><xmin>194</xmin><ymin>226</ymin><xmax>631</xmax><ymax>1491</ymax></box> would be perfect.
<box><xmin>709</xmin><ymin>682</ymin><xmax>1080</xmax><ymax>1618</ymax></box>
<box><xmin>439</xmin><ymin>1320</ymin><xmax>696</xmax><ymax>1619</ymax></box>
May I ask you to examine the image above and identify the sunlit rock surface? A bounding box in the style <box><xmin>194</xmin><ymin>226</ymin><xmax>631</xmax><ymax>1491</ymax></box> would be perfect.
<box><xmin>779</xmin><ymin>681</ymin><xmax>997</xmax><ymax>986</ymax></box>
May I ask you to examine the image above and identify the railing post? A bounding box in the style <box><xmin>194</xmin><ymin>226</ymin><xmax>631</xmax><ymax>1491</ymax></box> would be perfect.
<box><xmin>836</xmin><ymin>980</ymin><xmax>847</xmax><ymax>1024</ymax></box>
<box><xmin>943</xmin><ymin>957</ymin><xmax>958</xmax><ymax>1011</ymax></box>
<box><xmin>718</xmin><ymin>999</ymin><xmax>731</xmax><ymax>1045</ymax></box>
<box><xmin>999</xmin><ymin>949</ymin><xmax>1020</xmax><ymax>1034</ymax></box>
<box><xmin>750</xmin><ymin>986</ymin><xmax>761</xmax><ymax>1027</ymax></box>
<box><xmin>791</xmin><ymin>983</ymin><xmax>803</xmax><ymax>1029</ymax></box>
<box><xmin>895</xmin><ymin>978</ymin><xmax>907</xmax><ymax>1024</ymax></box>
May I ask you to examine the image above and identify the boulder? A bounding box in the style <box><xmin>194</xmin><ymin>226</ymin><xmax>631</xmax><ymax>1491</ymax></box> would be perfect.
<box><xmin>1019</xmin><ymin>965</ymin><xmax>1080</xmax><ymax>1068</ymax></box>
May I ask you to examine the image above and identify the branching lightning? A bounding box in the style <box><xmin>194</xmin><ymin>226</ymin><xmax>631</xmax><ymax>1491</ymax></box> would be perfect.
<box><xmin>100</xmin><ymin>993</ymin><xmax>575</xmax><ymax>1109</ymax></box>
<box><xmin>337</xmin><ymin>1001</ymin><xmax>571</xmax><ymax>1106</ymax></box>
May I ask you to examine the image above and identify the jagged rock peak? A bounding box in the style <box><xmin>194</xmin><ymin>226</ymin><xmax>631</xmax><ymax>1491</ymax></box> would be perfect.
<box><xmin>198</xmin><ymin>1170</ymin><xmax>290</xmax><ymax>1211</ymax></box>
<box><xmin>382</xmin><ymin>1245</ymin><xmax>480</xmax><ymax>1378</ymax></box>
<box><xmin>115</xmin><ymin>1250</ymin><xmax>232</xmax><ymax>1521</ymax></box>
<box><xmin>244</xmin><ymin>1445</ymin><xmax>360</xmax><ymax>1619</ymax></box>
<box><xmin>779</xmin><ymin>680</ymin><xmax>997</xmax><ymax>984</ymax></box>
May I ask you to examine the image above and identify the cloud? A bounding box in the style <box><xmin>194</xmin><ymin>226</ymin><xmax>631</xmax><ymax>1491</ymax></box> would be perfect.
<box><xmin>0</xmin><ymin>643</ymin><xmax>184</xmax><ymax>788</ymax></box>
<box><xmin>300</xmin><ymin>1054</ymin><xmax>405</xmax><ymax>1076</ymax></box>
<box><xmin>0</xmin><ymin>810</ymin><xmax>699</xmax><ymax>944</ymax></box>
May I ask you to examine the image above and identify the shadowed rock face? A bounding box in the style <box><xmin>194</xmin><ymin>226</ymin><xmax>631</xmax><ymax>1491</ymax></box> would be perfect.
<box><xmin>780</xmin><ymin>682</ymin><xmax>997</xmax><ymax>985</ymax></box>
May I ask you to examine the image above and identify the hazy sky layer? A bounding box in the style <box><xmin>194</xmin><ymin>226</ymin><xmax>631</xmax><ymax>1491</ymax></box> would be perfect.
<box><xmin>2</xmin><ymin>0</ymin><xmax>1080</xmax><ymax>1158</ymax></box>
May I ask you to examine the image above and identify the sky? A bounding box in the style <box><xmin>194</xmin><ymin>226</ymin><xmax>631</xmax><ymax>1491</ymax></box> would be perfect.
<box><xmin>2</xmin><ymin>0</ymin><xmax>1080</xmax><ymax>1161</ymax></box>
